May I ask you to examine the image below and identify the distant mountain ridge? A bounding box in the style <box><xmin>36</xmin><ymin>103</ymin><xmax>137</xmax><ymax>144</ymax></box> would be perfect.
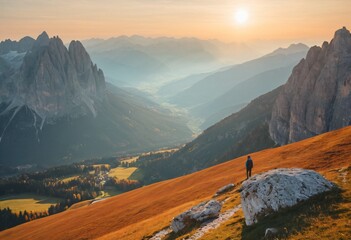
<box><xmin>0</xmin><ymin>36</ymin><xmax>35</xmax><ymax>54</ymax></box>
<box><xmin>264</xmin><ymin>43</ymin><xmax>309</xmax><ymax>57</ymax></box>
<box><xmin>82</xmin><ymin>36</ymin><xmax>259</xmax><ymax>86</ymax></box>
<box><xmin>163</xmin><ymin>43</ymin><xmax>308</xmax><ymax>131</ymax></box>
<box><xmin>195</xmin><ymin>66</ymin><xmax>297</xmax><ymax>129</ymax></box>
<box><xmin>0</xmin><ymin>32</ymin><xmax>192</xmax><ymax>166</ymax></box>
<box><xmin>169</xmin><ymin>44</ymin><xmax>308</xmax><ymax>110</ymax></box>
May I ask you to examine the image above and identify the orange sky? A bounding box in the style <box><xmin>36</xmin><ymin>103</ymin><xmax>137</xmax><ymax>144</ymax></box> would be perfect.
<box><xmin>1</xmin><ymin>0</ymin><xmax>350</xmax><ymax>47</ymax></box>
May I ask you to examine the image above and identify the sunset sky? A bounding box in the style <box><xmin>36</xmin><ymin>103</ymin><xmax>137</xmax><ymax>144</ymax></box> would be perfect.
<box><xmin>1</xmin><ymin>0</ymin><xmax>350</xmax><ymax>48</ymax></box>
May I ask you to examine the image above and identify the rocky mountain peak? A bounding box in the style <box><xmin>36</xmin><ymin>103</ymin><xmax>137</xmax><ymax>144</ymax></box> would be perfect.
<box><xmin>34</xmin><ymin>31</ymin><xmax>50</xmax><ymax>48</ymax></box>
<box><xmin>69</xmin><ymin>40</ymin><xmax>93</xmax><ymax>74</ymax></box>
<box><xmin>0</xmin><ymin>31</ymin><xmax>106</xmax><ymax>123</ymax></box>
<box><xmin>334</xmin><ymin>26</ymin><xmax>350</xmax><ymax>40</ymax></box>
<box><xmin>330</xmin><ymin>26</ymin><xmax>351</xmax><ymax>54</ymax></box>
<box><xmin>269</xmin><ymin>27</ymin><xmax>351</xmax><ymax>145</ymax></box>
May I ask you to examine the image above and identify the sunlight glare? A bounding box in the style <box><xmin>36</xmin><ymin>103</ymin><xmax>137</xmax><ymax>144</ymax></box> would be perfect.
<box><xmin>234</xmin><ymin>8</ymin><xmax>249</xmax><ymax>25</ymax></box>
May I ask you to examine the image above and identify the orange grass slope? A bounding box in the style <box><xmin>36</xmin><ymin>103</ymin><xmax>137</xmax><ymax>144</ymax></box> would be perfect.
<box><xmin>1</xmin><ymin>126</ymin><xmax>351</xmax><ymax>240</ymax></box>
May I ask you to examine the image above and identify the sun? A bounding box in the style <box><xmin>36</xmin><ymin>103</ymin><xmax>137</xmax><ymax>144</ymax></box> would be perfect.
<box><xmin>234</xmin><ymin>8</ymin><xmax>249</xmax><ymax>25</ymax></box>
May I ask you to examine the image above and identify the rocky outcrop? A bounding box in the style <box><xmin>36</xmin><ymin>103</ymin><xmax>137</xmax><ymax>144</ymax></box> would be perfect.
<box><xmin>265</xmin><ymin>228</ymin><xmax>279</xmax><ymax>238</ymax></box>
<box><xmin>269</xmin><ymin>27</ymin><xmax>351</xmax><ymax>145</ymax></box>
<box><xmin>171</xmin><ymin>200</ymin><xmax>222</xmax><ymax>233</ymax></box>
<box><xmin>214</xmin><ymin>183</ymin><xmax>235</xmax><ymax>197</ymax></box>
<box><xmin>69</xmin><ymin>40</ymin><xmax>105</xmax><ymax>96</ymax></box>
<box><xmin>240</xmin><ymin>168</ymin><xmax>335</xmax><ymax>226</ymax></box>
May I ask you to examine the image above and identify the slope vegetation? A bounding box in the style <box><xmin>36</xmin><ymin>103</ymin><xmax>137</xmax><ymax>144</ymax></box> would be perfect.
<box><xmin>1</xmin><ymin>126</ymin><xmax>350</xmax><ymax>240</ymax></box>
<box><xmin>138</xmin><ymin>86</ymin><xmax>281</xmax><ymax>183</ymax></box>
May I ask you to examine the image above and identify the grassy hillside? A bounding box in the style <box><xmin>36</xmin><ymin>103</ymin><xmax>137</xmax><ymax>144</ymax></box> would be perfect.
<box><xmin>0</xmin><ymin>194</ymin><xmax>62</xmax><ymax>213</ymax></box>
<box><xmin>1</xmin><ymin>126</ymin><xmax>350</xmax><ymax>240</ymax></box>
<box><xmin>108</xmin><ymin>167</ymin><xmax>137</xmax><ymax>179</ymax></box>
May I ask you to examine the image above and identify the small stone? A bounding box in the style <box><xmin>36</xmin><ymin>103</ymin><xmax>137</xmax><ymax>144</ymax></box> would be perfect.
<box><xmin>265</xmin><ymin>228</ymin><xmax>279</xmax><ymax>238</ymax></box>
<box><xmin>171</xmin><ymin>200</ymin><xmax>222</xmax><ymax>233</ymax></box>
<box><xmin>214</xmin><ymin>183</ymin><xmax>235</xmax><ymax>197</ymax></box>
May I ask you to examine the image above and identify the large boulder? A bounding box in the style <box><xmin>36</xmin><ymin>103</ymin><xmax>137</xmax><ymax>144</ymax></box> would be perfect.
<box><xmin>171</xmin><ymin>199</ymin><xmax>222</xmax><ymax>233</ymax></box>
<box><xmin>240</xmin><ymin>168</ymin><xmax>335</xmax><ymax>226</ymax></box>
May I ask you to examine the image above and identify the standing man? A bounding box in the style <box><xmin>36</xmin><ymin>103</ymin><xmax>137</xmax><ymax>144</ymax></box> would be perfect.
<box><xmin>246</xmin><ymin>156</ymin><xmax>253</xmax><ymax>179</ymax></box>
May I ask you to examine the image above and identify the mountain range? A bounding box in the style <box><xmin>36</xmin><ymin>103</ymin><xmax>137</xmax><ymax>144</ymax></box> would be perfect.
<box><xmin>0</xmin><ymin>36</ymin><xmax>35</xmax><ymax>55</ymax></box>
<box><xmin>167</xmin><ymin>43</ymin><xmax>308</xmax><ymax>109</ymax></box>
<box><xmin>82</xmin><ymin>36</ymin><xmax>259</xmax><ymax>87</ymax></box>
<box><xmin>0</xmin><ymin>32</ymin><xmax>193</xmax><ymax>167</ymax></box>
<box><xmin>0</xmin><ymin>23</ymin><xmax>350</xmax><ymax>240</ymax></box>
<box><xmin>138</xmin><ymin>27</ymin><xmax>351</xmax><ymax>182</ymax></box>
<box><xmin>161</xmin><ymin>44</ymin><xmax>308</xmax><ymax>130</ymax></box>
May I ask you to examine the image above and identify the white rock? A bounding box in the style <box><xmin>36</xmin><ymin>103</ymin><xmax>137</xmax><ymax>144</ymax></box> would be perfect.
<box><xmin>265</xmin><ymin>228</ymin><xmax>279</xmax><ymax>238</ymax></box>
<box><xmin>240</xmin><ymin>168</ymin><xmax>335</xmax><ymax>226</ymax></box>
<box><xmin>150</xmin><ymin>227</ymin><xmax>172</xmax><ymax>240</ymax></box>
<box><xmin>214</xmin><ymin>183</ymin><xmax>235</xmax><ymax>197</ymax></box>
<box><xmin>171</xmin><ymin>200</ymin><xmax>222</xmax><ymax>233</ymax></box>
<box><xmin>188</xmin><ymin>204</ymin><xmax>241</xmax><ymax>240</ymax></box>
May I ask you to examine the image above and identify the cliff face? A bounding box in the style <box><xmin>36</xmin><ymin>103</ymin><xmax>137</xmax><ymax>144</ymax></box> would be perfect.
<box><xmin>1</xmin><ymin>32</ymin><xmax>106</xmax><ymax>121</ymax></box>
<box><xmin>269</xmin><ymin>27</ymin><xmax>351</xmax><ymax>145</ymax></box>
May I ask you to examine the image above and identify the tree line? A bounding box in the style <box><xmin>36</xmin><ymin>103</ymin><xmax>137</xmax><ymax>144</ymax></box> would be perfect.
<box><xmin>0</xmin><ymin>162</ymin><xmax>142</xmax><ymax>231</ymax></box>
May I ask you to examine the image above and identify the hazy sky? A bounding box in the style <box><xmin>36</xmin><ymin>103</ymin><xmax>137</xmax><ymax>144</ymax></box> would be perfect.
<box><xmin>1</xmin><ymin>0</ymin><xmax>350</xmax><ymax>47</ymax></box>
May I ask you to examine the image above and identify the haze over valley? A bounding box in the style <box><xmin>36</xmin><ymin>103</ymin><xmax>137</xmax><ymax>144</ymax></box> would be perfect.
<box><xmin>0</xmin><ymin>1</ymin><xmax>350</xmax><ymax>239</ymax></box>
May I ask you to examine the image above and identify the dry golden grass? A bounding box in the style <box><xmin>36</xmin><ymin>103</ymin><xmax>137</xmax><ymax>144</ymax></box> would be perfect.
<box><xmin>150</xmin><ymin>148</ymin><xmax>179</xmax><ymax>154</ymax></box>
<box><xmin>0</xmin><ymin>194</ymin><xmax>62</xmax><ymax>213</ymax></box>
<box><xmin>120</xmin><ymin>148</ymin><xmax>178</xmax><ymax>164</ymax></box>
<box><xmin>1</xmin><ymin>126</ymin><xmax>350</xmax><ymax>240</ymax></box>
<box><xmin>108</xmin><ymin>167</ymin><xmax>137</xmax><ymax>179</ymax></box>
<box><xmin>120</xmin><ymin>157</ymin><xmax>139</xmax><ymax>164</ymax></box>
<box><xmin>195</xmin><ymin>167</ymin><xmax>351</xmax><ymax>240</ymax></box>
<box><xmin>60</xmin><ymin>175</ymin><xmax>79</xmax><ymax>183</ymax></box>
<box><xmin>98</xmin><ymin>187</ymin><xmax>122</xmax><ymax>198</ymax></box>
<box><xmin>92</xmin><ymin>164</ymin><xmax>110</xmax><ymax>169</ymax></box>
<box><xmin>68</xmin><ymin>200</ymin><xmax>94</xmax><ymax>210</ymax></box>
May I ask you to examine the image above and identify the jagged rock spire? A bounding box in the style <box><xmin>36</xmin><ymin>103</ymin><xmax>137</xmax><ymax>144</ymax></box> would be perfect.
<box><xmin>1</xmin><ymin>32</ymin><xmax>106</xmax><ymax>121</ymax></box>
<box><xmin>269</xmin><ymin>27</ymin><xmax>351</xmax><ymax>145</ymax></box>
